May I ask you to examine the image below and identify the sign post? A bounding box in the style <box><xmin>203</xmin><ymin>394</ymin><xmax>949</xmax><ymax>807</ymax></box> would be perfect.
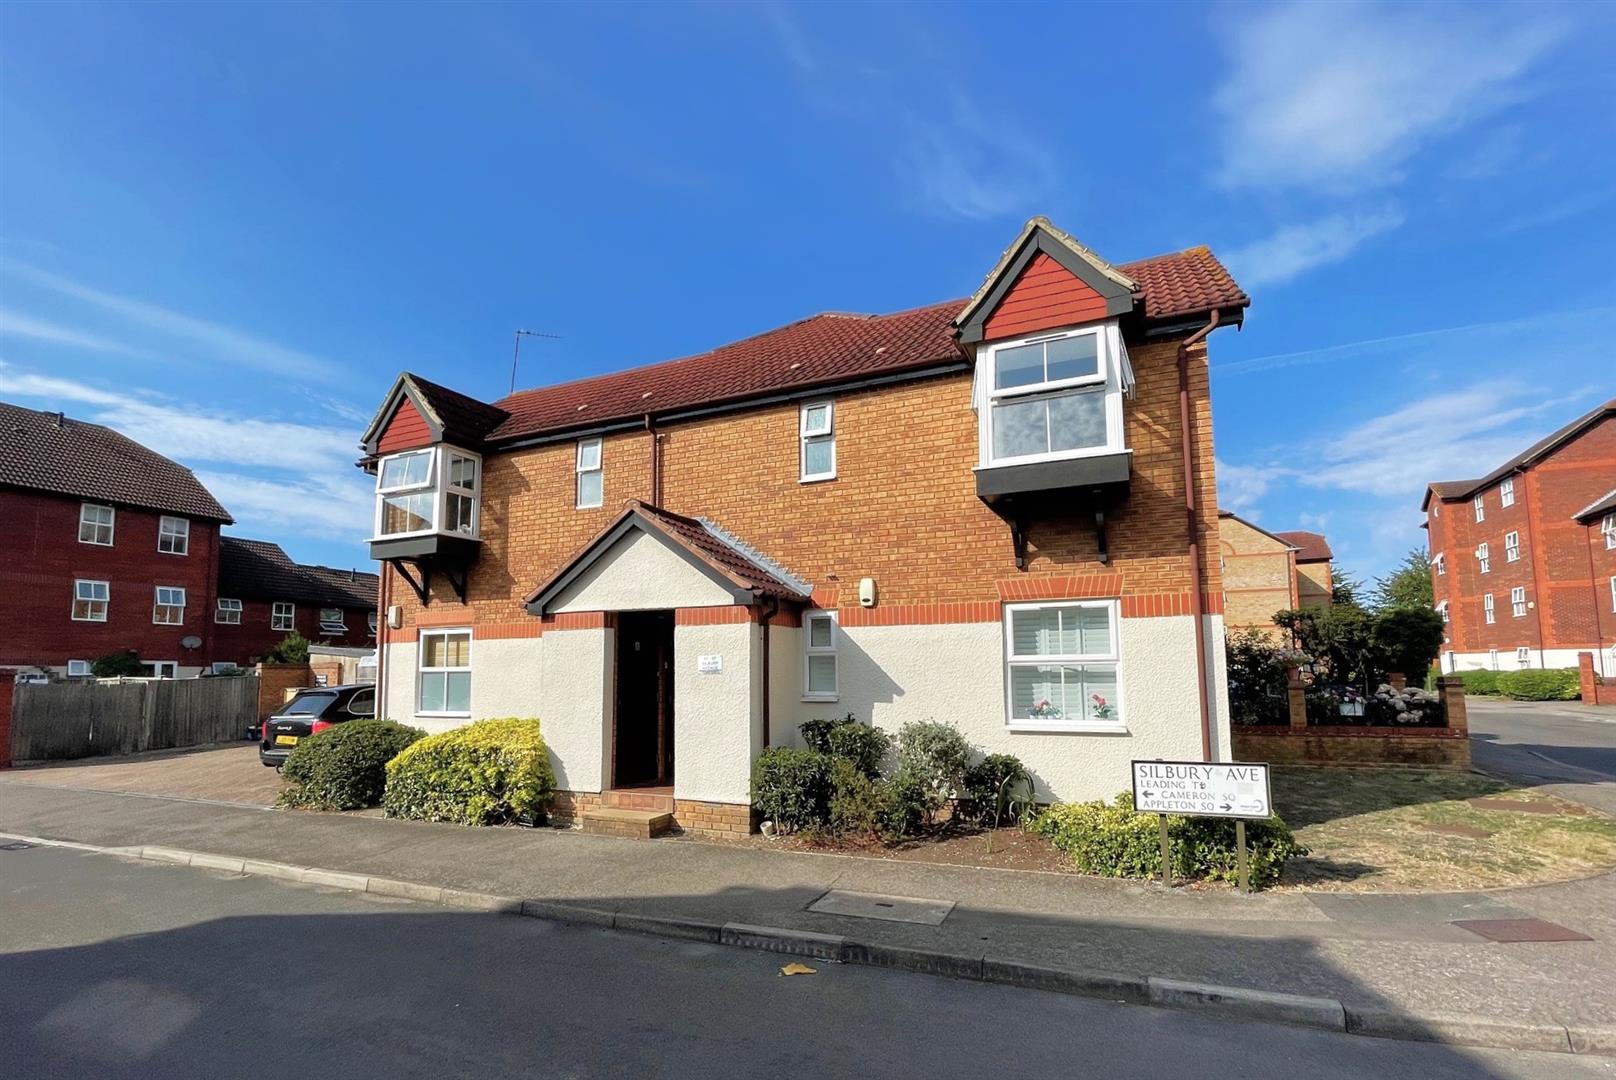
<box><xmin>1132</xmin><ymin>760</ymin><xmax>1272</xmax><ymax>893</ymax></box>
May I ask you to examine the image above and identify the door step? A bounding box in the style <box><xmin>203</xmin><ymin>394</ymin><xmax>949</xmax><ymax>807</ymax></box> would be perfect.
<box><xmin>580</xmin><ymin>807</ymin><xmax>674</xmax><ymax>840</ymax></box>
<box><xmin>604</xmin><ymin>789</ymin><xmax>675</xmax><ymax>813</ymax></box>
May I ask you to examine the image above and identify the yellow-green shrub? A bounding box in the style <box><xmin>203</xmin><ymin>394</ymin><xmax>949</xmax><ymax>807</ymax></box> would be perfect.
<box><xmin>383</xmin><ymin>717</ymin><xmax>555</xmax><ymax>826</ymax></box>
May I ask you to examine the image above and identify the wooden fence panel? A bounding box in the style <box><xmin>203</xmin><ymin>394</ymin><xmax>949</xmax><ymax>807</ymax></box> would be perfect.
<box><xmin>10</xmin><ymin>676</ymin><xmax>260</xmax><ymax>762</ymax></box>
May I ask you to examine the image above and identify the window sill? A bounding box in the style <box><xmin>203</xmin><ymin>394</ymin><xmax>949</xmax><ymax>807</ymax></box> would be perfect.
<box><xmin>798</xmin><ymin>474</ymin><xmax>837</xmax><ymax>485</ymax></box>
<box><xmin>1006</xmin><ymin>720</ymin><xmax>1127</xmax><ymax>735</ymax></box>
<box><xmin>802</xmin><ymin>693</ymin><xmax>839</xmax><ymax>703</ymax></box>
<box><xmin>416</xmin><ymin>711</ymin><xmax>471</xmax><ymax>719</ymax></box>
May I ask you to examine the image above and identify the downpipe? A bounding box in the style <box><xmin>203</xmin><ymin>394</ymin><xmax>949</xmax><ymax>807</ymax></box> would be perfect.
<box><xmin>1177</xmin><ymin>310</ymin><xmax>1221</xmax><ymax>761</ymax></box>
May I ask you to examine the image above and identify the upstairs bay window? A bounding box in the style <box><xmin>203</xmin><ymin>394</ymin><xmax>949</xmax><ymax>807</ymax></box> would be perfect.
<box><xmin>373</xmin><ymin>446</ymin><xmax>481</xmax><ymax>540</ymax></box>
<box><xmin>1004</xmin><ymin>600</ymin><xmax>1122</xmax><ymax>731</ymax></box>
<box><xmin>976</xmin><ymin>323</ymin><xmax>1131</xmax><ymax>469</ymax></box>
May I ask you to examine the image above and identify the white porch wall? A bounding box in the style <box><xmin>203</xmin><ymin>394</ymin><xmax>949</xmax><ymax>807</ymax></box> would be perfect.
<box><xmin>551</xmin><ymin>530</ymin><xmax>735</xmax><ymax>613</ymax></box>
<box><xmin>381</xmin><ymin>641</ymin><xmax>419</xmax><ymax>726</ymax></box>
<box><xmin>536</xmin><ymin>627</ymin><xmax>612</xmax><ymax>793</ymax></box>
<box><xmin>674</xmin><ymin>621</ymin><xmax>758</xmax><ymax>804</ymax></box>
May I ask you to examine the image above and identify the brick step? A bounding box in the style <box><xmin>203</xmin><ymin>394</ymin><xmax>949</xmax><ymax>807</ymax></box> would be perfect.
<box><xmin>604</xmin><ymin>789</ymin><xmax>675</xmax><ymax>813</ymax></box>
<box><xmin>580</xmin><ymin>807</ymin><xmax>674</xmax><ymax>840</ymax></box>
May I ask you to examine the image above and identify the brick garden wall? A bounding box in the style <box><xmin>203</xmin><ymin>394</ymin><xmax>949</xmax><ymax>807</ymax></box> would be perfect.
<box><xmin>1233</xmin><ymin>726</ymin><xmax>1471</xmax><ymax>768</ymax></box>
<box><xmin>255</xmin><ymin>662</ymin><xmax>313</xmax><ymax>719</ymax></box>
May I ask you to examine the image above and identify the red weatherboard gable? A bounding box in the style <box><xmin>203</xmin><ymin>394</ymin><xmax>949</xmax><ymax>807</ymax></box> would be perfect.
<box><xmin>377</xmin><ymin>397</ymin><xmax>433</xmax><ymax>453</ymax></box>
<box><xmin>982</xmin><ymin>252</ymin><xmax>1111</xmax><ymax>342</ymax></box>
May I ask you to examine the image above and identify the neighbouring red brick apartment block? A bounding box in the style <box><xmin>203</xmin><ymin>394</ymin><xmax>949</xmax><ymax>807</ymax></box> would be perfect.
<box><xmin>360</xmin><ymin>217</ymin><xmax>1252</xmax><ymax>834</ymax></box>
<box><xmin>1424</xmin><ymin>398</ymin><xmax>1616</xmax><ymax>676</ymax></box>
<box><xmin>0</xmin><ymin>401</ymin><xmax>377</xmax><ymax>678</ymax></box>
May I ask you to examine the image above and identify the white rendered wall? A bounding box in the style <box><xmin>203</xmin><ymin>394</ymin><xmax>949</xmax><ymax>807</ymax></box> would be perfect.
<box><xmin>1446</xmin><ymin>647</ymin><xmax>1612</xmax><ymax>676</ymax></box>
<box><xmin>381</xmin><ymin>640</ymin><xmax>418</xmax><ymax>726</ymax></box>
<box><xmin>550</xmin><ymin>530</ymin><xmax>735</xmax><ymax>613</ymax></box>
<box><xmin>536</xmin><ymin>627</ymin><xmax>611</xmax><ymax>793</ymax></box>
<box><xmin>673</xmin><ymin>621</ymin><xmax>758</xmax><ymax>804</ymax></box>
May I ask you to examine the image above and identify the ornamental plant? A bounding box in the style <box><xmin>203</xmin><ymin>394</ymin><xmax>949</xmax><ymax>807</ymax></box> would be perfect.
<box><xmin>383</xmin><ymin>717</ymin><xmax>554</xmax><ymax>825</ymax></box>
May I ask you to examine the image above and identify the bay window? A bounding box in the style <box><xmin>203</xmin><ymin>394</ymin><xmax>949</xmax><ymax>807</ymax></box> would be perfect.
<box><xmin>978</xmin><ymin>324</ymin><xmax>1129</xmax><ymax>467</ymax></box>
<box><xmin>373</xmin><ymin>445</ymin><xmax>482</xmax><ymax>540</ymax></box>
<box><xmin>418</xmin><ymin>628</ymin><xmax>471</xmax><ymax>716</ymax></box>
<box><xmin>1004</xmin><ymin>600</ymin><xmax>1122</xmax><ymax>731</ymax></box>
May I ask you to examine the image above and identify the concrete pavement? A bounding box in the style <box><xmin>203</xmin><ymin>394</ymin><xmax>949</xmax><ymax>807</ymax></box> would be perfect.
<box><xmin>1469</xmin><ymin>699</ymin><xmax>1616</xmax><ymax>815</ymax></box>
<box><xmin>4</xmin><ymin>844</ymin><xmax>1606</xmax><ymax>1080</ymax></box>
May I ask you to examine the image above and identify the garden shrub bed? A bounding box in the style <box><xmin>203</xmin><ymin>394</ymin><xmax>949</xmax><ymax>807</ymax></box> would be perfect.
<box><xmin>278</xmin><ymin>719</ymin><xmax>423</xmax><ymax>811</ymax></box>
<box><xmin>383</xmin><ymin>717</ymin><xmax>555</xmax><ymax>826</ymax></box>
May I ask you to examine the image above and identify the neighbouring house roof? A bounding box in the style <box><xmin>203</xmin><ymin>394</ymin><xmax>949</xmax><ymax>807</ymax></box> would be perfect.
<box><xmin>1575</xmin><ymin>488</ymin><xmax>1616</xmax><ymax>524</ymax></box>
<box><xmin>1217</xmin><ymin>510</ymin><xmax>1300</xmax><ymax>552</ymax></box>
<box><xmin>0</xmin><ymin>400</ymin><xmax>232</xmax><ymax>522</ymax></box>
<box><xmin>1273</xmin><ymin>530</ymin><xmax>1333</xmax><ymax>563</ymax></box>
<box><xmin>525</xmin><ymin>500</ymin><xmax>811</xmax><ymax>614</ymax></box>
<box><xmin>360</xmin><ymin>372</ymin><xmax>511</xmax><ymax>455</ymax></box>
<box><xmin>218</xmin><ymin>536</ymin><xmax>378</xmax><ymax>609</ymax></box>
<box><xmin>376</xmin><ymin>224</ymin><xmax>1248</xmax><ymax>451</ymax></box>
<box><xmin>1424</xmin><ymin>397</ymin><xmax>1616</xmax><ymax>509</ymax></box>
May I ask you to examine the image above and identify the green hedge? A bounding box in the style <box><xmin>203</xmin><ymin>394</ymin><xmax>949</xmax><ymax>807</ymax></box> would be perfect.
<box><xmin>751</xmin><ymin>747</ymin><xmax>833</xmax><ymax>833</ymax></box>
<box><xmin>278</xmin><ymin>719</ymin><xmax>422</xmax><ymax>810</ymax></box>
<box><xmin>383</xmin><ymin>717</ymin><xmax>555</xmax><ymax>825</ymax></box>
<box><xmin>1494</xmin><ymin>668</ymin><xmax>1581</xmax><ymax>701</ymax></box>
<box><xmin>1031</xmin><ymin>793</ymin><xmax>1305</xmax><ymax>889</ymax></box>
<box><xmin>1456</xmin><ymin>669</ymin><xmax>1501</xmax><ymax>696</ymax></box>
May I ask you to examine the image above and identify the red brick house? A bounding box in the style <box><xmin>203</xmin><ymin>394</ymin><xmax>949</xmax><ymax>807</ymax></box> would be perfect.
<box><xmin>361</xmin><ymin>218</ymin><xmax>1249</xmax><ymax>832</ymax></box>
<box><xmin>1424</xmin><ymin>398</ymin><xmax>1616</xmax><ymax>676</ymax></box>
<box><xmin>212</xmin><ymin>537</ymin><xmax>378</xmax><ymax>668</ymax></box>
<box><xmin>0</xmin><ymin>401</ymin><xmax>231</xmax><ymax>678</ymax></box>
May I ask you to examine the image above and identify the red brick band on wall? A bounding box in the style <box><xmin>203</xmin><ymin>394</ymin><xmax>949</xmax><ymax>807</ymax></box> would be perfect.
<box><xmin>674</xmin><ymin>606</ymin><xmax>752</xmax><ymax>626</ymax></box>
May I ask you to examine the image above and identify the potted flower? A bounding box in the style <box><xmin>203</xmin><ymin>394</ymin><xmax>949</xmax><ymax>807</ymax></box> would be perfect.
<box><xmin>1029</xmin><ymin>698</ymin><xmax>1063</xmax><ymax>719</ymax></box>
<box><xmin>1090</xmin><ymin>693</ymin><xmax>1115</xmax><ymax>721</ymax></box>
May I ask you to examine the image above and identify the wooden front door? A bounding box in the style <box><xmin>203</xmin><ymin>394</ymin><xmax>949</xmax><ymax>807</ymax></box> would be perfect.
<box><xmin>613</xmin><ymin>610</ymin><xmax>674</xmax><ymax>787</ymax></box>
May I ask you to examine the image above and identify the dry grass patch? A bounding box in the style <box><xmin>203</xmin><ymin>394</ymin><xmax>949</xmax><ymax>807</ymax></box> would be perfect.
<box><xmin>1273</xmin><ymin>766</ymin><xmax>1616</xmax><ymax>892</ymax></box>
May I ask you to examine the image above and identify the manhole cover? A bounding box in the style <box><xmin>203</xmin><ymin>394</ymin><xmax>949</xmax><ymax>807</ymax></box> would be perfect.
<box><xmin>807</xmin><ymin>890</ymin><xmax>955</xmax><ymax>926</ymax></box>
<box><xmin>1451</xmin><ymin>918</ymin><xmax>1592</xmax><ymax>943</ymax></box>
<box><xmin>0</xmin><ymin>841</ymin><xmax>36</xmax><ymax>851</ymax></box>
<box><xmin>1467</xmin><ymin>797</ymin><xmax>1584</xmax><ymax>816</ymax></box>
<box><xmin>1420</xmin><ymin>823</ymin><xmax>1493</xmax><ymax>839</ymax></box>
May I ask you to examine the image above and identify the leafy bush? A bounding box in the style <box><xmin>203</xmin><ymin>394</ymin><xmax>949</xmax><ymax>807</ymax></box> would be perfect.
<box><xmin>1496</xmin><ymin>668</ymin><xmax>1581</xmax><ymax>702</ymax></box>
<box><xmin>1372</xmin><ymin>606</ymin><xmax>1445</xmax><ymax>684</ymax></box>
<box><xmin>279</xmin><ymin>719</ymin><xmax>422</xmax><ymax>810</ymax></box>
<box><xmin>826</xmin><ymin>758</ymin><xmax>891</xmax><ymax>838</ymax></box>
<box><xmin>896</xmin><ymin>721</ymin><xmax>971</xmax><ymax>821</ymax></box>
<box><xmin>91</xmin><ymin>650</ymin><xmax>144</xmax><ymax>677</ymax></box>
<box><xmin>797</xmin><ymin>718</ymin><xmax>842</xmax><ymax>754</ymax></box>
<box><xmin>956</xmin><ymin>753</ymin><xmax>1034</xmax><ymax>827</ymax></box>
<box><xmin>751</xmin><ymin>747</ymin><xmax>833</xmax><ymax>833</ymax></box>
<box><xmin>1031</xmin><ymin>792</ymin><xmax>1305</xmax><ymax>889</ymax></box>
<box><xmin>383</xmin><ymin>717</ymin><xmax>554</xmax><ymax>825</ymax></box>
<box><xmin>826</xmin><ymin>722</ymin><xmax>891</xmax><ymax>778</ymax></box>
<box><xmin>1456</xmin><ymin>669</ymin><xmax>1500</xmax><ymax>696</ymax></box>
<box><xmin>266</xmin><ymin>631</ymin><xmax>311</xmax><ymax>665</ymax></box>
<box><xmin>1225</xmin><ymin>629</ymin><xmax>1297</xmax><ymax>726</ymax></box>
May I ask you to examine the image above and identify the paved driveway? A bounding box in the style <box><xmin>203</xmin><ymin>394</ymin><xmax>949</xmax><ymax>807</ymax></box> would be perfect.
<box><xmin>1468</xmin><ymin>698</ymin><xmax>1616</xmax><ymax>815</ymax></box>
<box><xmin>0</xmin><ymin>744</ymin><xmax>283</xmax><ymax>807</ymax></box>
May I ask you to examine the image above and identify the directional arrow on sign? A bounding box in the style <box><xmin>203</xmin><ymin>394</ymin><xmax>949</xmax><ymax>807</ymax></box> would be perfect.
<box><xmin>1219</xmin><ymin>803</ymin><xmax>1232</xmax><ymax>811</ymax></box>
<box><xmin>1141</xmin><ymin>791</ymin><xmax>1155</xmax><ymax>798</ymax></box>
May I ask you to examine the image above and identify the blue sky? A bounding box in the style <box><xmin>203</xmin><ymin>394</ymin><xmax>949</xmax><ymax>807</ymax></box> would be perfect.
<box><xmin>2</xmin><ymin>1</ymin><xmax>1613</xmax><ymax>584</ymax></box>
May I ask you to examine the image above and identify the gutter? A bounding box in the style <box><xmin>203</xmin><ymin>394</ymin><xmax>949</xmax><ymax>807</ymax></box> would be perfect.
<box><xmin>1176</xmin><ymin>310</ymin><xmax>1221</xmax><ymax>761</ymax></box>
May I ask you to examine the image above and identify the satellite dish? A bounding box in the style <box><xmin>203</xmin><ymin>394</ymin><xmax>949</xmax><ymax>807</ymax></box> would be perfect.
<box><xmin>181</xmin><ymin>636</ymin><xmax>202</xmax><ymax>649</ymax></box>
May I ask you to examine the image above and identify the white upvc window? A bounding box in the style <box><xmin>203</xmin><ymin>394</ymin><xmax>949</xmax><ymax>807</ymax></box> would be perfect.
<box><xmin>158</xmin><ymin>515</ymin><xmax>190</xmax><ymax>555</ymax></box>
<box><xmin>78</xmin><ymin>503</ymin><xmax>115</xmax><ymax>546</ymax></box>
<box><xmin>803</xmin><ymin>611</ymin><xmax>838</xmax><ymax>701</ymax></box>
<box><xmin>1500</xmin><ymin>478</ymin><xmax>1515</xmax><ymax>507</ymax></box>
<box><xmin>1004</xmin><ymin>600</ymin><xmax>1122</xmax><ymax>731</ymax></box>
<box><xmin>1437</xmin><ymin>600</ymin><xmax>1450</xmax><ymax>624</ymax></box>
<box><xmin>977</xmin><ymin>323</ymin><xmax>1129</xmax><ymax>467</ymax></box>
<box><xmin>1510</xmin><ymin>586</ymin><xmax>1527</xmax><ymax>618</ymax></box>
<box><xmin>67</xmin><ymin>659</ymin><xmax>91</xmax><ymax>677</ymax></box>
<box><xmin>1483</xmin><ymin>593</ymin><xmax>1495</xmax><ymax>624</ymax></box>
<box><xmin>1432</xmin><ymin>553</ymin><xmax>1445</xmax><ymax>576</ymax></box>
<box><xmin>153</xmin><ymin>586</ymin><xmax>186</xmax><ymax>625</ymax></box>
<box><xmin>1609</xmin><ymin>575</ymin><xmax>1615</xmax><ymax>614</ymax></box>
<box><xmin>1504</xmin><ymin>531</ymin><xmax>1520</xmax><ymax>562</ymax></box>
<box><xmin>319</xmin><ymin>608</ymin><xmax>347</xmax><ymax>634</ymax></box>
<box><xmin>1603</xmin><ymin>513</ymin><xmax>1616</xmax><ymax>550</ymax></box>
<box><xmin>418</xmin><ymin>628</ymin><xmax>471</xmax><ymax>716</ymax></box>
<box><xmin>799</xmin><ymin>401</ymin><xmax>836</xmax><ymax>482</ymax></box>
<box><xmin>1476</xmin><ymin>543</ymin><xmax>1490</xmax><ymax>574</ymax></box>
<box><xmin>576</xmin><ymin>438</ymin><xmax>603</xmax><ymax>509</ymax></box>
<box><xmin>145</xmin><ymin>660</ymin><xmax>177</xmax><ymax>678</ymax></box>
<box><xmin>72</xmin><ymin>579</ymin><xmax>109</xmax><ymax>622</ymax></box>
<box><xmin>1473</xmin><ymin>494</ymin><xmax>1485</xmax><ymax>522</ymax></box>
<box><xmin>373</xmin><ymin>445</ymin><xmax>483</xmax><ymax>540</ymax></box>
<box><xmin>216</xmin><ymin>598</ymin><xmax>242</xmax><ymax>624</ymax></box>
<box><xmin>1488</xmin><ymin>648</ymin><xmax>1499</xmax><ymax>670</ymax></box>
<box><xmin>272</xmin><ymin>601</ymin><xmax>295</xmax><ymax>631</ymax></box>
<box><xmin>1516</xmin><ymin>646</ymin><xmax>1531</xmax><ymax>668</ymax></box>
<box><xmin>368</xmin><ymin>611</ymin><xmax>379</xmax><ymax>635</ymax></box>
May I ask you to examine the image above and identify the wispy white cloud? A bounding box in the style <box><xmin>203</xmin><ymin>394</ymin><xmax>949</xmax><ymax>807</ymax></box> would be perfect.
<box><xmin>1222</xmin><ymin>206</ymin><xmax>1404</xmax><ymax>289</ymax></box>
<box><xmin>1</xmin><ymin>260</ymin><xmax>335</xmax><ymax>383</ymax></box>
<box><xmin>1499</xmin><ymin>183</ymin><xmax>1616</xmax><ymax>235</ymax></box>
<box><xmin>1214</xmin><ymin>2</ymin><xmax>1564</xmax><ymax>193</ymax></box>
<box><xmin>199</xmin><ymin>470</ymin><xmax>372</xmax><ymax>542</ymax></box>
<box><xmin>1215</xmin><ymin>458</ymin><xmax>1282</xmax><ymax>513</ymax></box>
<box><xmin>0</xmin><ymin>310</ymin><xmax>145</xmax><ymax>355</ymax></box>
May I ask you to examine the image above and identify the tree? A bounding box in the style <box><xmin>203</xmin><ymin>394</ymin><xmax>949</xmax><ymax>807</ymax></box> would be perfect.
<box><xmin>1274</xmin><ymin>602</ymin><xmax>1377</xmax><ymax>692</ymax></box>
<box><xmin>1330</xmin><ymin>567</ymin><xmax>1365</xmax><ymax>606</ymax></box>
<box><xmin>1373</xmin><ymin>548</ymin><xmax>1434</xmax><ymax>611</ymax></box>
<box><xmin>91</xmin><ymin>650</ymin><xmax>145</xmax><ymax>677</ymax></box>
<box><xmin>1372</xmin><ymin>606</ymin><xmax>1445</xmax><ymax>682</ymax></box>
<box><xmin>266</xmin><ymin>631</ymin><xmax>311</xmax><ymax>665</ymax></box>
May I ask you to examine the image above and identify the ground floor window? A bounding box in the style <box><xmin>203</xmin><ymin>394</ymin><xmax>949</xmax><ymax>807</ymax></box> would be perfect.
<box><xmin>418</xmin><ymin>628</ymin><xmax>471</xmax><ymax>716</ymax></box>
<box><xmin>1003</xmin><ymin>600</ymin><xmax>1121</xmax><ymax>730</ymax></box>
<box><xmin>144</xmin><ymin>660</ymin><xmax>177</xmax><ymax>678</ymax></box>
<box><xmin>66</xmin><ymin>659</ymin><xmax>91</xmax><ymax>677</ymax></box>
<box><xmin>803</xmin><ymin>611</ymin><xmax>838</xmax><ymax>701</ymax></box>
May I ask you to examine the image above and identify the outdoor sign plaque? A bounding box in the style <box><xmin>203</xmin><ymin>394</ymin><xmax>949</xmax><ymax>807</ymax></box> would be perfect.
<box><xmin>1131</xmin><ymin>759</ymin><xmax>1273</xmax><ymax>893</ymax></box>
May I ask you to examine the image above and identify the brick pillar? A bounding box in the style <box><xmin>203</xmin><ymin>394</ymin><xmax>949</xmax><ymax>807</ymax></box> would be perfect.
<box><xmin>1580</xmin><ymin>652</ymin><xmax>1598</xmax><ymax>704</ymax></box>
<box><xmin>1286</xmin><ymin>667</ymin><xmax>1307</xmax><ymax>731</ymax></box>
<box><xmin>0</xmin><ymin>668</ymin><xmax>15</xmax><ymax>769</ymax></box>
<box><xmin>1437</xmin><ymin>676</ymin><xmax>1468</xmax><ymax>733</ymax></box>
<box><xmin>1388</xmin><ymin>672</ymin><xmax>1406</xmax><ymax>691</ymax></box>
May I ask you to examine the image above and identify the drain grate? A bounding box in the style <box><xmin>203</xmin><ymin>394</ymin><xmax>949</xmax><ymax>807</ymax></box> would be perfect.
<box><xmin>1451</xmin><ymin>918</ymin><xmax>1592</xmax><ymax>943</ymax></box>
<box><xmin>807</xmin><ymin>890</ymin><xmax>955</xmax><ymax>926</ymax></box>
<box><xmin>0</xmin><ymin>841</ymin><xmax>37</xmax><ymax>851</ymax></box>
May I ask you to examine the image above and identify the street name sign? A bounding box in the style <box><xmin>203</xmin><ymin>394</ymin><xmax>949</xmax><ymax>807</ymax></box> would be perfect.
<box><xmin>1131</xmin><ymin>760</ymin><xmax>1272</xmax><ymax>819</ymax></box>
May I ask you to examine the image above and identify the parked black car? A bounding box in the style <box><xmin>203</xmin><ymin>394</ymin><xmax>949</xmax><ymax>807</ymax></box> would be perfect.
<box><xmin>260</xmin><ymin>684</ymin><xmax>376</xmax><ymax>768</ymax></box>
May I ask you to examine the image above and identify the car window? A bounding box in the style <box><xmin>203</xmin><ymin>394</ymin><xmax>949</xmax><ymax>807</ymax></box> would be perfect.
<box><xmin>345</xmin><ymin>689</ymin><xmax>375</xmax><ymax>717</ymax></box>
<box><xmin>281</xmin><ymin>691</ymin><xmax>337</xmax><ymax>716</ymax></box>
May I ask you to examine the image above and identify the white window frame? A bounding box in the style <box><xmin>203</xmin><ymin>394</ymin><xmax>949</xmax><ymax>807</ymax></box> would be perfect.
<box><xmin>1432</xmin><ymin>552</ymin><xmax>1445</xmax><ymax>576</ymax></box>
<box><xmin>144</xmin><ymin>660</ymin><xmax>178</xmax><ymax>679</ymax></box>
<box><xmin>1003</xmin><ymin>599</ymin><xmax>1124</xmax><ymax>733</ymax></box>
<box><xmin>575</xmin><ymin>438</ymin><xmax>603</xmax><ymax>509</ymax></box>
<box><xmin>1510</xmin><ymin>586</ymin><xmax>1526</xmax><ymax>618</ymax></box>
<box><xmin>442</xmin><ymin>450</ymin><xmax>480</xmax><ymax>536</ymax></box>
<box><xmin>417</xmin><ymin>627</ymin><xmax>472</xmax><ymax>718</ymax></box>
<box><xmin>1504</xmin><ymin>531</ymin><xmax>1520</xmax><ymax>563</ymax></box>
<box><xmin>271</xmin><ymin>602</ymin><xmax>295</xmax><ymax>631</ymax></box>
<box><xmin>1603</xmin><ymin>513</ymin><xmax>1616</xmax><ymax>550</ymax></box>
<box><xmin>211</xmin><ymin>661</ymin><xmax>239</xmax><ymax>674</ymax></box>
<box><xmin>72</xmin><ymin>579</ymin><xmax>109</xmax><ymax>622</ymax></box>
<box><xmin>1610</xmin><ymin>575</ymin><xmax>1615</xmax><ymax>614</ymax></box>
<box><xmin>78</xmin><ymin>503</ymin><xmax>115</xmax><ymax>546</ymax></box>
<box><xmin>216</xmin><ymin>597</ymin><xmax>242</xmax><ymax>624</ymax></box>
<box><xmin>1483</xmin><ymin>593</ymin><xmax>1495</xmax><ymax>624</ymax></box>
<box><xmin>319</xmin><ymin>607</ymin><xmax>348</xmax><ymax>634</ymax></box>
<box><xmin>1516</xmin><ymin>646</ymin><xmax>1531</xmax><ymax>669</ymax></box>
<box><xmin>1500</xmin><ymin>478</ymin><xmax>1515</xmax><ymax>507</ymax></box>
<box><xmin>1477</xmin><ymin>543</ymin><xmax>1490</xmax><ymax>574</ymax></box>
<box><xmin>976</xmin><ymin>323</ymin><xmax>1130</xmax><ymax>469</ymax></box>
<box><xmin>799</xmin><ymin>401</ymin><xmax>837</xmax><ymax>483</ymax></box>
<box><xmin>1474</xmin><ymin>494</ymin><xmax>1485</xmax><ymax>522</ymax></box>
<box><xmin>372</xmin><ymin>446</ymin><xmax>482</xmax><ymax>541</ymax></box>
<box><xmin>66</xmin><ymin>659</ymin><xmax>91</xmax><ymax>677</ymax></box>
<box><xmin>368</xmin><ymin>611</ymin><xmax>379</xmax><ymax>635</ymax></box>
<box><xmin>803</xmin><ymin>611</ymin><xmax>839</xmax><ymax>702</ymax></box>
<box><xmin>153</xmin><ymin>586</ymin><xmax>186</xmax><ymax>625</ymax></box>
<box><xmin>1488</xmin><ymin>648</ymin><xmax>1499</xmax><ymax>670</ymax></box>
<box><xmin>157</xmin><ymin>515</ymin><xmax>190</xmax><ymax>555</ymax></box>
<box><xmin>1437</xmin><ymin>600</ymin><xmax>1450</xmax><ymax>624</ymax></box>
